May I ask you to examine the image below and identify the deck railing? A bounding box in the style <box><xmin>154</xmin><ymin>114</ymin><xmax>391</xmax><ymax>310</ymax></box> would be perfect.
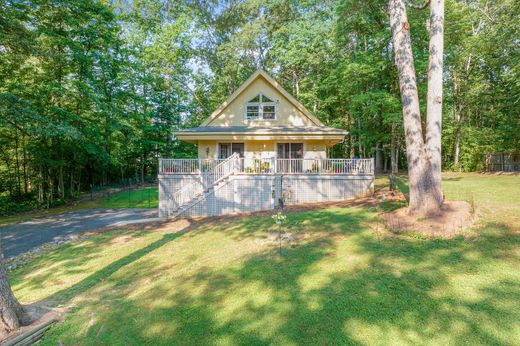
<box><xmin>159</xmin><ymin>158</ymin><xmax>226</xmax><ymax>174</ymax></box>
<box><xmin>240</xmin><ymin>158</ymin><xmax>374</xmax><ymax>175</ymax></box>
<box><xmin>160</xmin><ymin>157</ymin><xmax>374</xmax><ymax>175</ymax></box>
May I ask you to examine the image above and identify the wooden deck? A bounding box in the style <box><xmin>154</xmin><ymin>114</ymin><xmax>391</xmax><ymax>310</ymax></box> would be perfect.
<box><xmin>158</xmin><ymin>156</ymin><xmax>374</xmax><ymax>218</ymax></box>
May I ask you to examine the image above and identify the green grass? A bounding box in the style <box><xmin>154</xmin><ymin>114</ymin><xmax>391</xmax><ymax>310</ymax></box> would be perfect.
<box><xmin>98</xmin><ymin>186</ymin><xmax>158</xmax><ymax>209</ymax></box>
<box><xmin>9</xmin><ymin>173</ymin><xmax>520</xmax><ymax>345</ymax></box>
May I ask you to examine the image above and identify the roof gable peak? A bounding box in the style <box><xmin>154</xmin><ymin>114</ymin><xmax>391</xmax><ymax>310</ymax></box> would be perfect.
<box><xmin>201</xmin><ymin>69</ymin><xmax>323</xmax><ymax>126</ymax></box>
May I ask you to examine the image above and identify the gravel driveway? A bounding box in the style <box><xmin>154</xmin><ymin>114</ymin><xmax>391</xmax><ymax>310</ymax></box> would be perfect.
<box><xmin>0</xmin><ymin>208</ymin><xmax>158</xmax><ymax>258</ymax></box>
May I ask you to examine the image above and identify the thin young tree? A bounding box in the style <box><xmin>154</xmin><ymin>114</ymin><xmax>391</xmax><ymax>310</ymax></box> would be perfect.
<box><xmin>388</xmin><ymin>0</ymin><xmax>444</xmax><ymax>215</ymax></box>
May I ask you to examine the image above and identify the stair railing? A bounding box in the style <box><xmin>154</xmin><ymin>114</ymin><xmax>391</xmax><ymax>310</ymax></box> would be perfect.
<box><xmin>168</xmin><ymin>153</ymin><xmax>239</xmax><ymax>215</ymax></box>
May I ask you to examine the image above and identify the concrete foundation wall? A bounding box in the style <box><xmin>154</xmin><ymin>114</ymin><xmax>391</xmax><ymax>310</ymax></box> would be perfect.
<box><xmin>158</xmin><ymin>174</ymin><xmax>374</xmax><ymax>218</ymax></box>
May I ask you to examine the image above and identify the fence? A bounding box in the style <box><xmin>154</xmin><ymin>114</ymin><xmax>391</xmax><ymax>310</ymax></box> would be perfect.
<box><xmin>84</xmin><ymin>177</ymin><xmax>157</xmax><ymax>208</ymax></box>
<box><xmin>485</xmin><ymin>152</ymin><xmax>520</xmax><ymax>172</ymax></box>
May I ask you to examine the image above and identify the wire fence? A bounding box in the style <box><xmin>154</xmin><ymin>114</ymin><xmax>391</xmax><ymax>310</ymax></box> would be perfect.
<box><xmin>82</xmin><ymin>176</ymin><xmax>158</xmax><ymax>209</ymax></box>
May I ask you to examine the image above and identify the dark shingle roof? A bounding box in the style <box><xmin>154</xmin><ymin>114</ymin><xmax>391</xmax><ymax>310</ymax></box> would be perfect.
<box><xmin>175</xmin><ymin>126</ymin><xmax>347</xmax><ymax>135</ymax></box>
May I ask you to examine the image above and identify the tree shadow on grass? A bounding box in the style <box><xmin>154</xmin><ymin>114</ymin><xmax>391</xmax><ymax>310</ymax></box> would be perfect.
<box><xmin>44</xmin><ymin>232</ymin><xmax>186</xmax><ymax>306</ymax></box>
<box><xmin>10</xmin><ymin>224</ymin><xmax>193</xmax><ymax>311</ymax></box>
<box><xmin>171</xmin><ymin>221</ymin><xmax>519</xmax><ymax>344</ymax></box>
<box><xmin>11</xmin><ymin>229</ymin><xmax>152</xmax><ymax>295</ymax></box>
<box><xmin>39</xmin><ymin>206</ymin><xmax>520</xmax><ymax>345</ymax></box>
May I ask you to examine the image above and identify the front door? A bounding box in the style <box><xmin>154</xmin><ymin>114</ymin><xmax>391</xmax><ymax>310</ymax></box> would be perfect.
<box><xmin>276</xmin><ymin>143</ymin><xmax>303</xmax><ymax>172</ymax></box>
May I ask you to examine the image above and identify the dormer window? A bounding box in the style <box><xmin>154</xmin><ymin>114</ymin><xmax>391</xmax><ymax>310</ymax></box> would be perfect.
<box><xmin>246</xmin><ymin>93</ymin><xmax>276</xmax><ymax>120</ymax></box>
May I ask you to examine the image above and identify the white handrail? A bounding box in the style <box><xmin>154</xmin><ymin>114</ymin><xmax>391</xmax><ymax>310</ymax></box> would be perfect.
<box><xmin>167</xmin><ymin>153</ymin><xmax>240</xmax><ymax>215</ymax></box>
<box><xmin>160</xmin><ymin>158</ymin><xmax>226</xmax><ymax>174</ymax></box>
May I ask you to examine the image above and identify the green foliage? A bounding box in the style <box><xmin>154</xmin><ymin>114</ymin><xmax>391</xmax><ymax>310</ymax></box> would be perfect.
<box><xmin>0</xmin><ymin>0</ymin><xmax>518</xmax><ymax>216</ymax></box>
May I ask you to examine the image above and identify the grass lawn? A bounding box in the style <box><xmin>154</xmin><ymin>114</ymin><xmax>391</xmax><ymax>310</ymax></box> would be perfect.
<box><xmin>9</xmin><ymin>173</ymin><xmax>520</xmax><ymax>345</ymax></box>
<box><xmin>98</xmin><ymin>186</ymin><xmax>158</xmax><ymax>209</ymax></box>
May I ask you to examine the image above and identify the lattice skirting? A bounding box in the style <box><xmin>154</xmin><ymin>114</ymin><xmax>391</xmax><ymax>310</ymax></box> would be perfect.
<box><xmin>158</xmin><ymin>174</ymin><xmax>374</xmax><ymax>218</ymax></box>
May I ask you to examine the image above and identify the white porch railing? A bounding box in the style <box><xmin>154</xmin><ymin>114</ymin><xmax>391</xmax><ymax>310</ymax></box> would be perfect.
<box><xmin>274</xmin><ymin>158</ymin><xmax>374</xmax><ymax>174</ymax></box>
<box><xmin>159</xmin><ymin>158</ymin><xmax>226</xmax><ymax>174</ymax></box>
<box><xmin>160</xmin><ymin>157</ymin><xmax>374</xmax><ymax>175</ymax></box>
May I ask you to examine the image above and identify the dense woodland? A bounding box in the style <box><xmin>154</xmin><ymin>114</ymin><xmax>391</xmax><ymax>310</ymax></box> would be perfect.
<box><xmin>0</xmin><ymin>0</ymin><xmax>518</xmax><ymax>214</ymax></box>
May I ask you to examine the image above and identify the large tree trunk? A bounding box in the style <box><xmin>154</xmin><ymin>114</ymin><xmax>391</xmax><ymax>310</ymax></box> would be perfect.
<box><xmin>425</xmin><ymin>0</ymin><xmax>444</xmax><ymax>202</ymax></box>
<box><xmin>388</xmin><ymin>0</ymin><xmax>442</xmax><ymax>215</ymax></box>
<box><xmin>0</xmin><ymin>242</ymin><xmax>24</xmax><ymax>337</ymax></box>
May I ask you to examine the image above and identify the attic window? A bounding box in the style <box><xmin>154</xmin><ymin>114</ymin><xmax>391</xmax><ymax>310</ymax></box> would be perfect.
<box><xmin>246</xmin><ymin>93</ymin><xmax>276</xmax><ymax>120</ymax></box>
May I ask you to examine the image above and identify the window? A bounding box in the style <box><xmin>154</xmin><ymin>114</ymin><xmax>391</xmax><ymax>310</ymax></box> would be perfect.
<box><xmin>246</xmin><ymin>105</ymin><xmax>259</xmax><ymax>119</ymax></box>
<box><xmin>263</xmin><ymin>105</ymin><xmax>276</xmax><ymax>119</ymax></box>
<box><xmin>245</xmin><ymin>93</ymin><xmax>276</xmax><ymax>120</ymax></box>
<box><xmin>219</xmin><ymin>143</ymin><xmax>245</xmax><ymax>159</ymax></box>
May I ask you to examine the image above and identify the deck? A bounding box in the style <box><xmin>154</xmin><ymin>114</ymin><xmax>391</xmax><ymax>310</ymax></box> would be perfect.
<box><xmin>158</xmin><ymin>156</ymin><xmax>374</xmax><ymax>219</ymax></box>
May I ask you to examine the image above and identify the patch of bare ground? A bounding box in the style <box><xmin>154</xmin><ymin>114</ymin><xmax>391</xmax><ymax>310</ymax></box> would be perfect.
<box><xmin>480</xmin><ymin>171</ymin><xmax>520</xmax><ymax>176</ymax></box>
<box><xmin>380</xmin><ymin>201</ymin><xmax>476</xmax><ymax>238</ymax></box>
<box><xmin>1</xmin><ymin>303</ymin><xmax>66</xmax><ymax>344</ymax></box>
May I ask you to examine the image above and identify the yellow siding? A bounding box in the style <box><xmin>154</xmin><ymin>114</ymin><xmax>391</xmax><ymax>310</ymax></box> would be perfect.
<box><xmin>196</xmin><ymin>140</ymin><xmax>328</xmax><ymax>160</ymax></box>
<box><xmin>197</xmin><ymin>140</ymin><xmax>217</xmax><ymax>159</ymax></box>
<box><xmin>304</xmin><ymin>140</ymin><xmax>328</xmax><ymax>159</ymax></box>
<box><xmin>207</xmin><ymin>76</ymin><xmax>315</xmax><ymax>127</ymax></box>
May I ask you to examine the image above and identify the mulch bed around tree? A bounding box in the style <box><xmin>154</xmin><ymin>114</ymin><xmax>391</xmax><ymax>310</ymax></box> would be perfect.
<box><xmin>380</xmin><ymin>200</ymin><xmax>476</xmax><ymax>238</ymax></box>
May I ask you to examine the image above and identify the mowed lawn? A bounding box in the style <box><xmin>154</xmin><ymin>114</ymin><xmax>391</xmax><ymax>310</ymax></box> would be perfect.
<box><xmin>9</xmin><ymin>173</ymin><xmax>520</xmax><ymax>345</ymax></box>
<box><xmin>98</xmin><ymin>186</ymin><xmax>158</xmax><ymax>209</ymax></box>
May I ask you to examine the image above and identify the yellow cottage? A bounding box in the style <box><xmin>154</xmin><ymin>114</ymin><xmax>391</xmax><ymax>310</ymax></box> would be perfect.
<box><xmin>159</xmin><ymin>69</ymin><xmax>374</xmax><ymax>218</ymax></box>
<box><xmin>175</xmin><ymin>69</ymin><xmax>347</xmax><ymax>165</ymax></box>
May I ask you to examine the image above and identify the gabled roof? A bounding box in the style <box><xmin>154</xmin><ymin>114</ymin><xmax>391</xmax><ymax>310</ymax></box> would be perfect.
<box><xmin>201</xmin><ymin>69</ymin><xmax>324</xmax><ymax>127</ymax></box>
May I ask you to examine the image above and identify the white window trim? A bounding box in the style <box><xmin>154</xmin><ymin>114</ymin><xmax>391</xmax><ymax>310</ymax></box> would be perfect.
<box><xmin>245</xmin><ymin>93</ymin><xmax>277</xmax><ymax>120</ymax></box>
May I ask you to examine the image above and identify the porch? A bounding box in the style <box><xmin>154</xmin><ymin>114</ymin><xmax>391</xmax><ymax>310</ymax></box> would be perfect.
<box><xmin>158</xmin><ymin>155</ymin><xmax>374</xmax><ymax>219</ymax></box>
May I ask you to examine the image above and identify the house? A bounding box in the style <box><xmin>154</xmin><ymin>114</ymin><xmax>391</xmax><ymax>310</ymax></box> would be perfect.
<box><xmin>158</xmin><ymin>69</ymin><xmax>374</xmax><ymax>218</ymax></box>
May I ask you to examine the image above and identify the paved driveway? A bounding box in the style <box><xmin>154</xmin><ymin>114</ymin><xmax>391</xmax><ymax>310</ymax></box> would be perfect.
<box><xmin>0</xmin><ymin>208</ymin><xmax>158</xmax><ymax>258</ymax></box>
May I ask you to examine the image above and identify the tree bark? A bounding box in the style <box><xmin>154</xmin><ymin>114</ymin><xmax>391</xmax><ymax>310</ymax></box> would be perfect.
<box><xmin>0</xmin><ymin>241</ymin><xmax>24</xmax><ymax>337</ymax></box>
<box><xmin>375</xmin><ymin>142</ymin><xmax>384</xmax><ymax>173</ymax></box>
<box><xmin>22</xmin><ymin>133</ymin><xmax>28</xmax><ymax>194</ymax></box>
<box><xmin>425</xmin><ymin>0</ymin><xmax>444</xmax><ymax>202</ymax></box>
<box><xmin>14</xmin><ymin>130</ymin><xmax>21</xmax><ymax>196</ymax></box>
<box><xmin>389</xmin><ymin>0</ymin><xmax>442</xmax><ymax>215</ymax></box>
<box><xmin>357</xmin><ymin>113</ymin><xmax>362</xmax><ymax>157</ymax></box>
<box><xmin>391</xmin><ymin>124</ymin><xmax>399</xmax><ymax>174</ymax></box>
<box><xmin>454</xmin><ymin>97</ymin><xmax>463</xmax><ymax>167</ymax></box>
